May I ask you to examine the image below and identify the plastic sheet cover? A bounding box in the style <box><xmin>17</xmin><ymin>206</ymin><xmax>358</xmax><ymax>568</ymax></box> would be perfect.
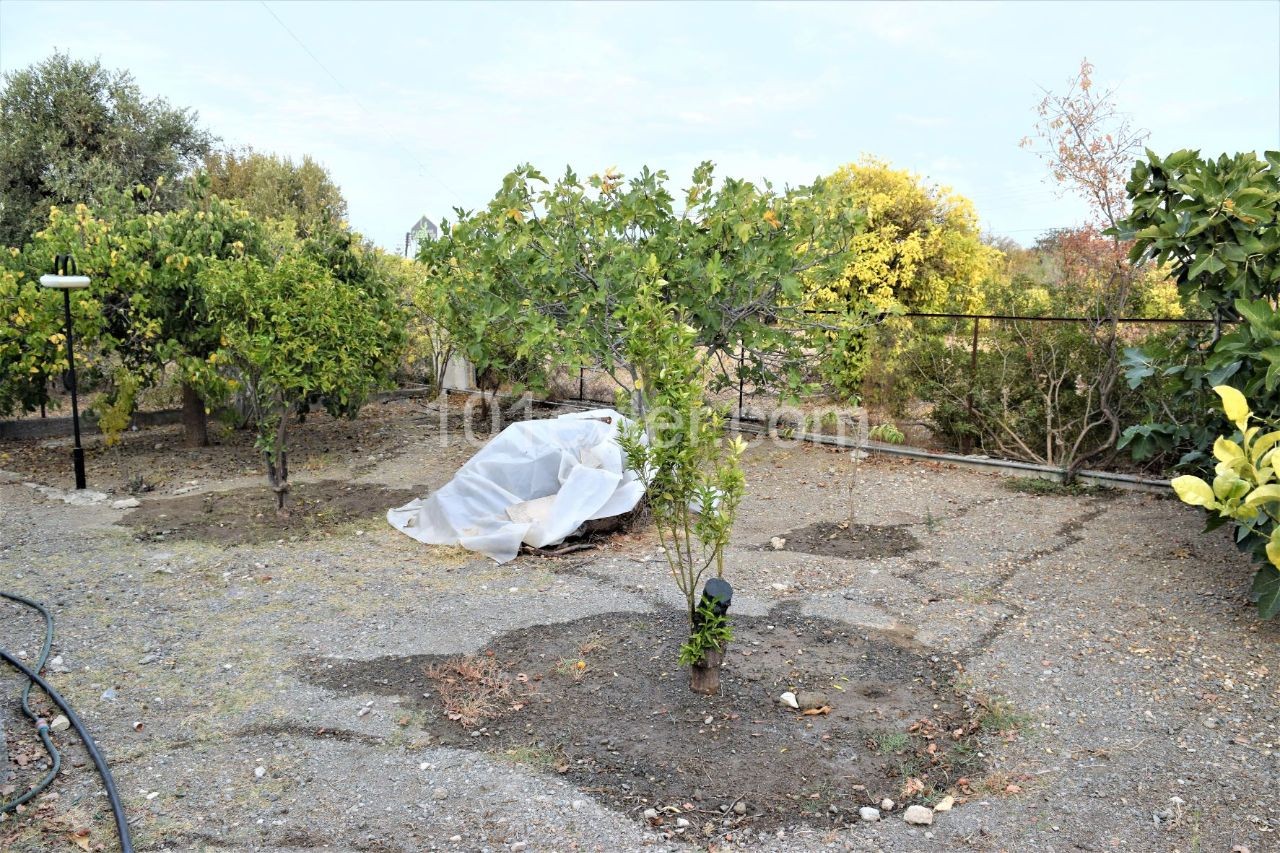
<box><xmin>387</xmin><ymin>409</ymin><xmax>644</xmax><ymax>563</ymax></box>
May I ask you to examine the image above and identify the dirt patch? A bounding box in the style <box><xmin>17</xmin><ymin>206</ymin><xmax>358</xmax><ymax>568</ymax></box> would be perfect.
<box><xmin>305</xmin><ymin>608</ymin><xmax>980</xmax><ymax>842</ymax></box>
<box><xmin>122</xmin><ymin>479</ymin><xmax>424</xmax><ymax>545</ymax></box>
<box><xmin>768</xmin><ymin>521</ymin><xmax>919</xmax><ymax>559</ymax></box>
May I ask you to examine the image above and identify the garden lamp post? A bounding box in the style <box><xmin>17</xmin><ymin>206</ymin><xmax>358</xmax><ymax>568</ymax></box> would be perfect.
<box><xmin>39</xmin><ymin>255</ymin><xmax>91</xmax><ymax>490</ymax></box>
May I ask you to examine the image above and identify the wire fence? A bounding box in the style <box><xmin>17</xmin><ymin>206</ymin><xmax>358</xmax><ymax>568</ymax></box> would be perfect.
<box><xmin>551</xmin><ymin>310</ymin><xmax>1218</xmax><ymax>474</ymax></box>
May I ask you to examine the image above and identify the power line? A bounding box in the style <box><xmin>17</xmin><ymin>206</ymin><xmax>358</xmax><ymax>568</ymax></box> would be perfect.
<box><xmin>257</xmin><ymin>0</ymin><xmax>461</xmax><ymax>242</ymax></box>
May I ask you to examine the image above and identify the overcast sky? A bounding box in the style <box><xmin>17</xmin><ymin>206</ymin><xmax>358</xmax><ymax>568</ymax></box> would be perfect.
<box><xmin>2</xmin><ymin>0</ymin><xmax>1278</xmax><ymax>252</ymax></box>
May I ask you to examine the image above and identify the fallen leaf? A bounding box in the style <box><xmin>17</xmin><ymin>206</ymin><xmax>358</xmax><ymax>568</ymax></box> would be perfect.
<box><xmin>70</xmin><ymin>829</ymin><xmax>91</xmax><ymax>851</ymax></box>
<box><xmin>800</xmin><ymin>706</ymin><xmax>831</xmax><ymax>716</ymax></box>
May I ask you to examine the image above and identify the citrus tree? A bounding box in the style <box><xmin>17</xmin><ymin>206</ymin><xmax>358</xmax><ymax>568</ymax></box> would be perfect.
<box><xmin>202</xmin><ymin>250</ymin><xmax>401</xmax><ymax>512</ymax></box>
<box><xmin>617</xmin><ymin>275</ymin><xmax>746</xmax><ymax>695</ymax></box>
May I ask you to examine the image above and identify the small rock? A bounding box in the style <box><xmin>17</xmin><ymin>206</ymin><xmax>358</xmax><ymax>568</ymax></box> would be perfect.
<box><xmin>795</xmin><ymin>690</ymin><xmax>827</xmax><ymax>711</ymax></box>
<box><xmin>904</xmin><ymin>804</ymin><xmax>934</xmax><ymax>825</ymax></box>
<box><xmin>779</xmin><ymin>691</ymin><xmax>799</xmax><ymax>709</ymax></box>
<box><xmin>880</xmin><ymin>797</ymin><xmax>895</xmax><ymax>811</ymax></box>
<box><xmin>770</xmin><ymin>582</ymin><xmax>789</xmax><ymax>591</ymax></box>
<box><xmin>111</xmin><ymin>497</ymin><xmax>141</xmax><ymax>510</ymax></box>
<box><xmin>511</xmin><ymin>843</ymin><xmax>527</xmax><ymax>852</ymax></box>
<box><xmin>732</xmin><ymin>801</ymin><xmax>748</xmax><ymax>815</ymax></box>
<box><xmin>933</xmin><ymin>795</ymin><xmax>955</xmax><ymax>812</ymax></box>
<box><xmin>138</xmin><ymin>653</ymin><xmax>159</xmax><ymax>665</ymax></box>
<box><xmin>432</xmin><ymin>787</ymin><xmax>448</xmax><ymax>801</ymax></box>
<box><xmin>643</xmin><ymin>808</ymin><xmax>659</xmax><ymax>823</ymax></box>
<box><xmin>1201</xmin><ymin>716</ymin><xmax>1218</xmax><ymax>730</ymax></box>
<box><xmin>100</xmin><ymin>688</ymin><xmax>117</xmax><ymax>701</ymax></box>
<box><xmin>254</xmin><ymin>766</ymin><xmax>266</xmax><ymax>779</ymax></box>
<box><xmin>49</xmin><ymin>715</ymin><xmax>70</xmax><ymax>732</ymax></box>
<box><xmin>858</xmin><ymin>806</ymin><xmax>881</xmax><ymax>822</ymax></box>
<box><xmin>571</xmin><ymin>799</ymin><xmax>586</xmax><ymax>810</ymax></box>
<box><xmin>770</xmin><ymin>536</ymin><xmax>787</xmax><ymax>550</ymax></box>
<box><xmin>47</xmin><ymin>655</ymin><xmax>69</xmax><ymax>673</ymax></box>
<box><xmin>675</xmin><ymin>818</ymin><xmax>690</xmax><ymax>828</ymax></box>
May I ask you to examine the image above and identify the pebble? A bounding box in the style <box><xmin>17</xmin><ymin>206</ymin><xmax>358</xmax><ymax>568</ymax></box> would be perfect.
<box><xmin>933</xmin><ymin>795</ymin><xmax>955</xmax><ymax>812</ymax></box>
<box><xmin>254</xmin><ymin>766</ymin><xmax>266</xmax><ymax>779</ymax></box>
<box><xmin>733</xmin><ymin>801</ymin><xmax>748</xmax><ymax>815</ymax></box>
<box><xmin>779</xmin><ymin>691</ymin><xmax>799</xmax><ymax>709</ymax></box>
<box><xmin>880</xmin><ymin>798</ymin><xmax>895</xmax><ymax>811</ymax></box>
<box><xmin>432</xmin><ymin>787</ymin><xmax>448</xmax><ymax>801</ymax></box>
<box><xmin>49</xmin><ymin>714</ymin><xmax>70</xmax><ymax>732</ymax></box>
<box><xmin>675</xmin><ymin>818</ymin><xmax>690</xmax><ymax>828</ymax></box>
<box><xmin>511</xmin><ymin>843</ymin><xmax>527</xmax><ymax>852</ymax></box>
<box><xmin>795</xmin><ymin>690</ymin><xmax>827</xmax><ymax>711</ymax></box>
<box><xmin>111</xmin><ymin>497</ymin><xmax>141</xmax><ymax>509</ymax></box>
<box><xmin>770</xmin><ymin>536</ymin><xmax>787</xmax><ymax>550</ymax></box>
<box><xmin>643</xmin><ymin>808</ymin><xmax>659</xmax><ymax>822</ymax></box>
<box><xmin>571</xmin><ymin>799</ymin><xmax>586</xmax><ymax>810</ymax></box>
<box><xmin>903</xmin><ymin>804</ymin><xmax>933</xmax><ymax>825</ymax></box>
<box><xmin>858</xmin><ymin>806</ymin><xmax>881</xmax><ymax>822</ymax></box>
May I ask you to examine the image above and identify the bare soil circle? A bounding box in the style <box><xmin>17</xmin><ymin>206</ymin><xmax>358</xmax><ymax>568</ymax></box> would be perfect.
<box><xmin>122</xmin><ymin>479</ymin><xmax>424</xmax><ymax>545</ymax></box>
<box><xmin>306</xmin><ymin>607</ymin><xmax>981</xmax><ymax>843</ymax></box>
<box><xmin>767</xmin><ymin>521</ymin><xmax>919</xmax><ymax>560</ymax></box>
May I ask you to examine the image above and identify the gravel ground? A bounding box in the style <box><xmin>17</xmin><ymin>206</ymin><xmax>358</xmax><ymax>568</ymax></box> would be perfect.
<box><xmin>1</xmin><ymin>410</ymin><xmax>1277</xmax><ymax>852</ymax></box>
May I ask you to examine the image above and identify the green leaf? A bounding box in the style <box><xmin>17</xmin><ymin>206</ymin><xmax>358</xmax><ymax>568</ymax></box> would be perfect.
<box><xmin>1249</xmin><ymin>564</ymin><xmax>1280</xmax><ymax>619</ymax></box>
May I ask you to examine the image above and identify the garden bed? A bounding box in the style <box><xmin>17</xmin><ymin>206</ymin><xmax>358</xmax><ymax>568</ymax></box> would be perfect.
<box><xmin>307</xmin><ymin>607</ymin><xmax>978</xmax><ymax>841</ymax></box>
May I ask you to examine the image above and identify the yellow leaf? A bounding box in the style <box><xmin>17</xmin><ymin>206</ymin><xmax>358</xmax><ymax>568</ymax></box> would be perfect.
<box><xmin>1268</xmin><ymin>530</ymin><xmax>1280</xmax><ymax>568</ymax></box>
<box><xmin>763</xmin><ymin>210</ymin><xmax>781</xmax><ymax>229</ymax></box>
<box><xmin>1171</xmin><ymin>475</ymin><xmax>1216</xmax><ymax>508</ymax></box>
<box><xmin>1213</xmin><ymin>436</ymin><xmax>1244</xmax><ymax>463</ymax></box>
<box><xmin>1213</xmin><ymin>385</ymin><xmax>1249</xmax><ymax>428</ymax></box>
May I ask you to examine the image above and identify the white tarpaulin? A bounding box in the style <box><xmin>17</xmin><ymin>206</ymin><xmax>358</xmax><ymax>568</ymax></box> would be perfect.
<box><xmin>386</xmin><ymin>409</ymin><xmax>644</xmax><ymax>563</ymax></box>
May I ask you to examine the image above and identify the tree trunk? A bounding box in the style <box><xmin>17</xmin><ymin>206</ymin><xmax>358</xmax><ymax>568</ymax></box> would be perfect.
<box><xmin>181</xmin><ymin>383</ymin><xmax>209</xmax><ymax>448</ymax></box>
<box><xmin>689</xmin><ymin>646</ymin><xmax>725</xmax><ymax>695</ymax></box>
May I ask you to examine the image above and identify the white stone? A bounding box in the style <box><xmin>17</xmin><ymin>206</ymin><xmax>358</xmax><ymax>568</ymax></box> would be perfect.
<box><xmin>49</xmin><ymin>714</ymin><xmax>70</xmax><ymax>732</ymax></box>
<box><xmin>880</xmin><ymin>798</ymin><xmax>895</xmax><ymax>811</ymax></box>
<box><xmin>904</xmin><ymin>804</ymin><xmax>934</xmax><ymax>825</ymax></box>
<box><xmin>111</xmin><ymin>497</ymin><xmax>141</xmax><ymax>509</ymax></box>
<box><xmin>254</xmin><ymin>766</ymin><xmax>266</xmax><ymax>779</ymax></box>
<box><xmin>779</xmin><ymin>691</ymin><xmax>799</xmax><ymax>709</ymax></box>
<box><xmin>858</xmin><ymin>806</ymin><xmax>881</xmax><ymax>822</ymax></box>
<box><xmin>933</xmin><ymin>795</ymin><xmax>955</xmax><ymax>812</ymax></box>
<box><xmin>770</xmin><ymin>536</ymin><xmax>787</xmax><ymax>550</ymax></box>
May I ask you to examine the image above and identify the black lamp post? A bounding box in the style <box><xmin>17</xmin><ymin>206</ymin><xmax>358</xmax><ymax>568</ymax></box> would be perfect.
<box><xmin>39</xmin><ymin>255</ymin><xmax>91</xmax><ymax>490</ymax></box>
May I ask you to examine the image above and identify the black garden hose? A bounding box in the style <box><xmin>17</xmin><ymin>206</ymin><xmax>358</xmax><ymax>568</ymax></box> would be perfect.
<box><xmin>0</xmin><ymin>591</ymin><xmax>133</xmax><ymax>853</ymax></box>
<box><xmin>0</xmin><ymin>589</ymin><xmax>59</xmax><ymax>812</ymax></box>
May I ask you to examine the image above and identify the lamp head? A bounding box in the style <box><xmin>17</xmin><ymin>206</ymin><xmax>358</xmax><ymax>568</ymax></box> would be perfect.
<box><xmin>39</xmin><ymin>254</ymin><xmax>90</xmax><ymax>289</ymax></box>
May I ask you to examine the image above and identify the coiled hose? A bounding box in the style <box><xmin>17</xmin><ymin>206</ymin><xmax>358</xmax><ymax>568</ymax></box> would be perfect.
<box><xmin>1</xmin><ymin>590</ymin><xmax>133</xmax><ymax>853</ymax></box>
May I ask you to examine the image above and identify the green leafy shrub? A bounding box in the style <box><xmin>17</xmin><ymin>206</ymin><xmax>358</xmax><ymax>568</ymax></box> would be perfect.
<box><xmin>1112</xmin><ymin>149</ymin><xmax>1280</xmax><ymax>466</ymax></box>
<box><xmin>1171</xmin><ymin>385</ymin><xmax>1280</xmax><ymax>619</ymax></box>
<box><xmin>617</xmin><ymin>278</ymin><xmax>746</xmax><ymax>682</ymax></box>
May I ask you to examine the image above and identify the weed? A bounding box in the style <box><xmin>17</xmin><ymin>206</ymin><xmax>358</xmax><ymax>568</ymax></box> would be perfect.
<box><xmin>976</xmin><ymin>695</ymin><xmax>1032</xmax><ymax>735</ymax></box>
<box><xmin>868</xmin><ymin>731</ymin><xmax>911</xmax><ymax>754</ymax></box>
<box><xmin>423</xmin><ymin>655</ymin><xmax>514</xmax><ymax>728</ymax></box>
<box><xmin>550</xmin><ymin>657</ymin><xmax>588</xmax><ymax>681</ymax></box>
<box><xmin>502</xmin><ymin>743</ymin><xmax>560</xmax><ymax>771</ymax></box>
<box><xmin>957</xmin><ymin>583</ymin><xmax>995</xmax><ymax>604</ymax></box>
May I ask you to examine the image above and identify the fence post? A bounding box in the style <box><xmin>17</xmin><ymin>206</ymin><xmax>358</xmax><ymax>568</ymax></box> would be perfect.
<box><xmin>962</xmin><ymin>316</ymin><xmax>979</xmax><ymax>454</ymax></box>
<box><xmin>738</xmin><ymin>343</ymin><xmax>745</xmax><ymax>417</ymax></box>
<box><xmin>579</xmin><ymin>366</ymin><xmax>585</xmax><ymax>401</ymax></box>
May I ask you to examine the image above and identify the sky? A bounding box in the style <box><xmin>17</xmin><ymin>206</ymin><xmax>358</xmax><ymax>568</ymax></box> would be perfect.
<box><xmin>2</xmin><ymin>0</ymin><xmax>1278</xmax><ymax>252</ymax></box>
